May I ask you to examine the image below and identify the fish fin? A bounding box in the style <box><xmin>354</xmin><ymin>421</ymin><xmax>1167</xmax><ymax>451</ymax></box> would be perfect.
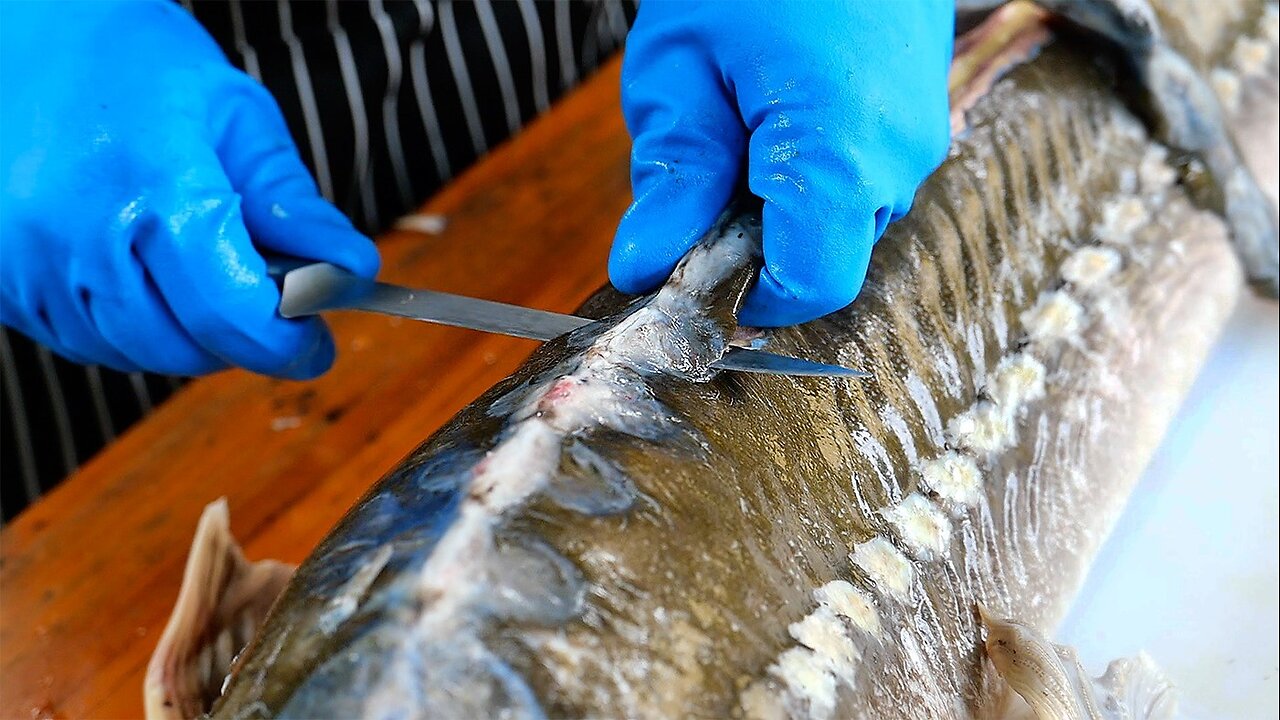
<box><xmin>144</xmin><ymin>499</ymin><xmax>296</xmax><ymax>720</ymax></box>
<box><xmin>949</xmin><ymin>1</ymin><xmax>1053</xmax><ymax>136</ymax></box>
<box><xmin>979</xmin><ymin>604</ymin><xmax>1178</xmax><ymax>720</ymax></box>
<box><xmin>1092</xmin><ymin>652</ymin><xmax>1179</xmax><ymax>720</ymax></box>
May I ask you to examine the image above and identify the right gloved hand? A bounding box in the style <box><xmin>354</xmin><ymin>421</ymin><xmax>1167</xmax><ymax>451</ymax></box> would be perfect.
<box><xmin>609</xmin><ymin>0</ymin><xmax>954</xmax><ymax>327</ymax></box>
<box><xmin>0</xmin><ymin>0</ymin><xmax>380</xmax><ymax>379</ymax></box>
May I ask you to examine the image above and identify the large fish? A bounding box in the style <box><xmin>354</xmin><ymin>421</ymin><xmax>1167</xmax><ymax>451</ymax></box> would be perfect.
<box><xmin>146</xmin><ymin>0</ymin><xmax>1279</xmax><ymax>718</ymax></box>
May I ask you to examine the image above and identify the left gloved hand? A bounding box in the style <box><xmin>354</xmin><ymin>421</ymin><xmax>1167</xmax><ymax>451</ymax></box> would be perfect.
<box><xmin>0</xmin><ymin>0</ymin><xmax>379</xmax><ymax>379</ymax></box>
<box><xmin>610</xmin><ymin>0</ymin><xmax>954</xmax><ymax>327</ymax></box>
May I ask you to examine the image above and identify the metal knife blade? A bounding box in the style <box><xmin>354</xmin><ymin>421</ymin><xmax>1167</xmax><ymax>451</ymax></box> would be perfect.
<box><xmin>271</xmin><ymin>261</ymin><xmax>868</xmax><ymax>379</ymax></box>
<box><xmin>277</xmin><ymin>261</ymin><xmax>585</xmax><ymax>341</ymax></box>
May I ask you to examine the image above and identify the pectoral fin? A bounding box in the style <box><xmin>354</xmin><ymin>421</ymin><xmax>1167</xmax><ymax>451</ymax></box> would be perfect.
<box><xmin>144</xmin><ymin>499</ymin><xmax>296</xmax><ymax>720</ymax></box>
<box><xmin>979</xmin><ymin>604</ymin><xmax>1177</xmax><ymax>720</ymax></box>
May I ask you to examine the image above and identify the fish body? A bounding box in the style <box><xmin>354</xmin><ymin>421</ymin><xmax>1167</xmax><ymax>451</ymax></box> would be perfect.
<box><xmin>147</xmin><ymin>1</ymin><xmax>1279</xmax><ymax>718</ymax></box>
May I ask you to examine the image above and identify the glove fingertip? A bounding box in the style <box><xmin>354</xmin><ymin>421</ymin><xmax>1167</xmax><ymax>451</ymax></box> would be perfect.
<box><xmin>609</xmin><ymin>207</ymin><xmax>699</xmax><ymax>295</ymax></box>
<box><xmin>243</xmin><ymin>194</ymin><xmax>381</xmax><ymax>279</ymax></box>
<box><xmin>609</xmin><ymin>179</ymin><xmax>735</xmax><ymax>295</ymax></box>
<box><xmin>279</xmin><ymin>320</ymin><xmax>337</xmax><ymax>381</ymax></box>
<box><xmin>312</xmin><ymin>225</ymin><xmax>380</xmax><ymax>279</ymax></box>
<box><xmin>340</xmin><ymin>234</ymin><xmax>382</xmax><ymax>280</ymax></box>
<box><xmin>608</xmin><ymin>211</ymin><xmax>667</xmax><ymax>294</ymax></box>
<box><xmin>737</xmin><ymin>254</ymin><xmax>869</xmax><ymax>328</ymax></box>
<box><xmin>737</xmin><ymin>275</ymin><xmax>801</xmax><ymax>328</ymax></box>
<box><xmin>48</xmin><ymin>344</ymin><xmax>98</xmax><ymax>369</ymax></box>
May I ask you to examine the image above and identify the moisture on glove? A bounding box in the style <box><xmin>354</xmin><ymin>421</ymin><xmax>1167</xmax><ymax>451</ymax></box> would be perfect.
<box><xmin>0</xmin><ymin>0</ymin><xmax>380</xmax><ymax>378</ymax></box>
<box><xmin>610</xmin><ymin>0</ymin><xmax>954</xmax><ymax>327</ymax></box>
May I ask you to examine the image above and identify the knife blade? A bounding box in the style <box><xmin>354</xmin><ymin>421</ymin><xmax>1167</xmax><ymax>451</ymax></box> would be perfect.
<box><xmin>268</xmin><ymin>260</ymin><xmax>868</xmax><ymax>379</ymax></box>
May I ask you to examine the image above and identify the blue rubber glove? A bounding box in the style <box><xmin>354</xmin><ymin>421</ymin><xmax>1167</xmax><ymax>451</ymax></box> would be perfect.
<box><xmin>0</xmin><ymin>0</ymin><xmax>379</xmax><ymax>378</ymax></box>
<box><xmin>610</xmin><ymin>1</ymin><xmax>954</xmax><ymax>327</ymax></box>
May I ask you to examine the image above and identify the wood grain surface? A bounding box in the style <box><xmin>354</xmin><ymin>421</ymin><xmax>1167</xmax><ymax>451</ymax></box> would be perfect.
<box><xmin>0</xmin><ymin>56</ymin><xmax>629</xmax><ymax>720</ymax></box>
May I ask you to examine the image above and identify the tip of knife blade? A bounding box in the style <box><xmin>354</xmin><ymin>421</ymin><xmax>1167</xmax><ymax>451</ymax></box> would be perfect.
<box><xmin>827</xmin><ymin>367</ymin><xmax>873</xmax><ymax>379</ymax></box>
<box><xmin>713</xmin><ymin>348</ymin><xmax>871</xmax><ymax>378</ymax></box>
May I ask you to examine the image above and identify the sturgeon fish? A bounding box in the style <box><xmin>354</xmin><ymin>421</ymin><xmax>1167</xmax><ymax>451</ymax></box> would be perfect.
<box><xmin>147</xmin><ymin>0</ymin><xmax>1280</xmax><ymax>717</ymax></box>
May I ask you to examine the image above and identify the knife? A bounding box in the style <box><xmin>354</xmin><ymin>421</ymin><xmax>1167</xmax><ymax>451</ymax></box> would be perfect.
<box><xmin>266</xmin><ymin>258</ymin><xmax>868</xmax><ymax>379</ymax></box>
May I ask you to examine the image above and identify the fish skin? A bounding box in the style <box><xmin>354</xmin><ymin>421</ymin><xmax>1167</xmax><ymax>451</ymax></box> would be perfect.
<box><xmin>180</xmin><ymin>3</ymin><xmax>1274</xmax><ymax>719</ymax></box>
<box><xmin>960</xmin><ymin>0</ymin><xmax>1279</xmax><ymax>294</ymax></box>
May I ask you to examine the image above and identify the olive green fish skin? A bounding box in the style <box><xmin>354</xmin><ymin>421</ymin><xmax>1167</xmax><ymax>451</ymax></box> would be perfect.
<box><xmin>209</xmin><ymin>4</ymin><xmax>1274</xmax><ymax>719</ymax></box>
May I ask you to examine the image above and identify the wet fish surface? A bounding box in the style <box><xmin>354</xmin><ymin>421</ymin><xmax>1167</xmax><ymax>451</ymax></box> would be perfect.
<box><xmin>147</xmin><ymin>0</ymin><xmax>1279</xmax><ymax>718</ymax></box>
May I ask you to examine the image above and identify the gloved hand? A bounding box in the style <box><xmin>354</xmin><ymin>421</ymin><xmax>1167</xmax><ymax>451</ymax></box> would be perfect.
<box><xmin>610</xmin><ymin>1</ymin><xmax>954</xmax><ymax>327</ymax></box>
<box><xmin>0</xmin><ymin>0</ymin><xmax>379</xmax><ymax>378</ymax></box>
